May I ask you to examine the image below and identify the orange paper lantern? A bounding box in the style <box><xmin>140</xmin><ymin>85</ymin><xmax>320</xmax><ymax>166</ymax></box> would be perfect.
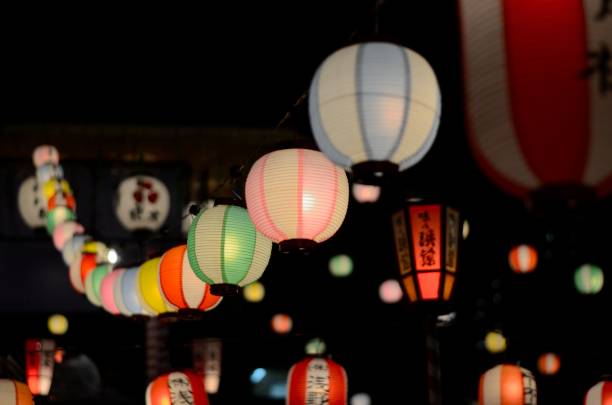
<box><xmin>287</xmin><ymin>357</ymin><xmax>348</xmax><ymax>405</ymax></box>
<box><xmin>145</xmin><ymin>371</ymin><xmax>209</xmax><ymax>405</ymax></box>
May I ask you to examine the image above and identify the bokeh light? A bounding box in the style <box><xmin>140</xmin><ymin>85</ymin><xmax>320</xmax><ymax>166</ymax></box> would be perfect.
<box><xmin>243</xmin><ymin>282</ymin><xmax>266</xmax><ymax>303</ymax></box>
<box><xmin>484</xmin><ymin>330</ymin><xmax>507</xmax><ymax>354</ymax></box>
<box><xmin>305</xmin><ymin>338</ymin><xmax>327</xmax><ymax>355</ymax></box>
<box><xmin>329</xmin><ymin>254</ymin><xmax>354</xmax><ymax>278</ymax></box>
<box><xmin>379</xmin><ymin>279</ymin><xmax>403</xmax><ymax>304</ymax></box>
<box><xmin>47</xmin><ymin>314</ymin><xmax>68</xmax><ymax>335</ymax></box>
<box><xmin>574</xmin><ymin>264</ymin><xmax>604</xmax><ymax>295</ymax></box>
<box><xmin>271</xmin><ymin>314</ymin><xmax>293</xmax><ymax>334</ymax></box>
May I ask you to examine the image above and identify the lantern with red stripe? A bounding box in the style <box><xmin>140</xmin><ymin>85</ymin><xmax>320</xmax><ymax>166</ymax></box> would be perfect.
<box><xmin>159</xmin><ymin>245</ymin><xmax>223</xmax><ymax>312</ymax></box>
<box><xmin>100</xmin><ymin>269</ymin><xmax>125</xmax><ymax>315</ymax></box>
<box><xmin>69</xmin><ymin>251</ymin><xmax>98</xmax><ymax>293</ymax></box>
<box><xmin>0</xmin><ymin>379</ymin><xmax>34</xmax><ymax>405</ymax></box>
<box><xmin>391</xmin><ymin>202</ymin><xmax>461</xmax><ymax>303</ymax></box>
<box><xmin>145</xmin><ymin>371</ymin><xmax>209</xmax><ymax>405</ymax></box>
<box><xmin>460</xmin><ymin>0</ymin><xmax>612</xmax><ymax>206</ymax></box>
<box><xmin>508</xmin><ymin>245</ymin><xmax>538</xmax><ymax>274</ymax></box>
<box><xmin>25</xmin><ymin>339</ymin><xmax>55</xmax><ymax>396</ymax></box>
<box><xmin>479</xmin><ymin>364</ymin><xmax>537</xmax><ymax>405</ymax></box>
<box><xmin>245</xmin><ymin>148</ymin><xmax>349</xmax><ymax>252</ymax></box>
<box><xmin>287</xmin><ymin>356</ymin><xmax>348</xmax><ymax>405</ymax></box>
<box><xmin>537</xmin><ymin>353</ymin><xmax>560</xmax><ymax>376</ymax></box>
<box><xmin>585</xmin><ymin>380</ymin><xmax>612</xmax><ymax>405</ymax></box>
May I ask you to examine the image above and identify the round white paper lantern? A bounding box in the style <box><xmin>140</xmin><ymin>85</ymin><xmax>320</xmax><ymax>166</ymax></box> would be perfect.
<box><xmin>17</xmin><ymin>176</ymin><xmax>47</xmax><ymax>228</ymax></box>
<box><xmin>115</xmin><ymin>175</ymin><xmax>170</xmax><ymax>232</ymax></box>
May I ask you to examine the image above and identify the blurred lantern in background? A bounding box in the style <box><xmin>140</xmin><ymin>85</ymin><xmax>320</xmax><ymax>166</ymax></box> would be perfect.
<box><xmin>479</xmin><ymin>364</ymin><xmax>536</xmax><ymax>405</ymax></box>
<box><xmin>36</xmin><ymin>164</ymin><xmax>64</xmax><ymax>185</ymax></box>
<box><xmin>351</xmin><ymin>393</ymin><xmax>371</xmax><ymax>405</ymax></box>
<box><xmin>305</xmin><ymin>338</ymin><xmax>326</xmax><ymax>356</ymax></box>
<box><xmin>42</xmin><ymin>178</ymin><xmax>72</xmax><ymax>201</ymax></box>
<box><xmin>585</xmin><ymin>380</ymin><xmax>612</xmax><ymax>405</ymax></box>
<box><xmin>115</xmin><ymin>175</ymin><xmax>170</xmax><ymax>232</ymax></box>
<box><xmin>308</xmin><ymin>42</ymin><xmax>441</xmax><ymax>184</ymax></box>
<box><xmin>145</xmin><ymin>371</ymin><xmax>209</xmax><ymax>405</ymax></box>
<box><xmin>391</xmin><ymin>202</ymin><xmax>461</xmax><ymax>302</ymax></box>
<box><xmin>378</xmin><ymin>279</ymin><xmax>403</xmax><ymax>304</ymax></box>
<box><xmin>25</xmin><ymin>339</ymin><xmax>55</xmax><ymax>396</ymax></box>
<box><xmin>68</xmin><ymin>252</ymin><xmax>96</xmax><ymax>294</ymax></box>
<box><xmin>115</xmin><ymin>267</ymin><xmax>150</xmax><ymax>317</ymax></box>
<box><xmin>245</xmin><ymin>148</ymin><xmax>349</xmax><ymax>253</ymax></box>
<box><xmin>159</xmin><ymin>245</ymin><xmax>223</xmax><ymax>312</ymax></box>
<box><xmin>484</xmin><ymin>330</ymin><xmax>507</xmax><ymax>354</ymax></box>
<box><xmin>537</xmin><ymin>353</ymin><xmax>560</xmax><ymax>376</ymax></box>
<box><xmin>193</xmin><ymin>338</ymin><xmax>222</xmax><ymax>394</ymax></box>
<box><xmin>181</xmin><ymin>200</ymin><xmax>215</xmax><ymax>235</ymax></box>
<box><xmin>62</xmin><ymin>235</ymin><xmax>90</xmax><ymax>266</ymax></box>
<box><xmin>46</xmin><ymin>206</ymin><xmax>76</xmax><ymax>235</ymax></box>
<box><xmin>508</xmin><ymin>245</ymin><xmax>538</xmax><ymax>274</ymax></box>
<box><xmin>0</xmin><ymin>379</ymin><xmax>34</xmax><ymax>405</ymax></box>
<box><xmin>84</xmin><ymin>264</ymin><xmax>112</xmax><ymax>307</ymax></box>
<box><xmin>187</xmin><ymin>205</ymin><xmax>272</xmax><ymax>296</ymax></box>
<box><xmin>575</xmin><ymin>264</ymin><xmax>604</xmax><ymax>295</ymax></box>
<box><xmin>243</xmin><ymin>281</ymin><xmax>265</xmax><ymax>303</ymax></box>
<box><xmin>47</xmin><ymin>314</ymin><xmax>68</xmax><ymax>336</ymax></box>
<box><xmin>52</xmin><ymin>221</ymin><xmax>84</xmax><ymax>251</ymax></box>
<box><xmin>137</xmin><ymin>258</ymin><xmax>173</xmax><ymax>315</ymax></box>
<box><xmin>100</xmin><ymin>270</ymin><xmax>124</xmax><ymax>315</ymax></box>
<box><xmin>271</xmin><ymin>314</ymin><xmax>293</xmax><ymax>335</ymax></box>
<box><xmin>287</xmin><ymin>356</ymin><xmax>347</xmax><ymax>405</ymax></box>
<box><xmin>352</xmin><ymin>184</ymin><xmax>381</xmax><ymax>203</ymax></box>
<box><xmin>82</xmin><ymin>241</ymin><xmax>110</xmax><ymax>264</ymax></box>
<box><xmin>17</xmin><ymin>176</ymin><xmax>47</xmax><ymax>229</ymax></box>
<box><xmin>462</xmin><ymin>219</ymin><xmax>470</xmax><ymax>240</ymax></box>
<box><xmin>329</xmin><ymin>254</ymin><xmax>353</xmax><ymax>278</ymax></box>
<box><xmin>32</xmin><ymin>145</ymin><xmax>59</xmax><ymax>168</ymax></box>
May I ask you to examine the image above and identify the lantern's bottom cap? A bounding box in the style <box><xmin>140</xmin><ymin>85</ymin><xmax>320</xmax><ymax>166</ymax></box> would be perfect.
<box><xmin>279</xmin><ymin>239</ymin><xmax>318</xmax><ymax>254</ymax></box>
<box><xmin>210</xmin><ymin>283</ymin><xmax>241</xmax><ymax>296</ymax></box>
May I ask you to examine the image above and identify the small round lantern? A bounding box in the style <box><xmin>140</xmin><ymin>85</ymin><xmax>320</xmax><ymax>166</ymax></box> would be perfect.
<box><xmin>68</xmin><ymin>252</ymin><xmax>98</xmax><ymax>294</ymax></box>
<box><xmin>0</xmin><ymin>379</ymin><xmax>34</xmax><ymax>404</ymax></box>
<box><xmin>25</xmin><ymin>339</ymin><xmax>56</xmax><ymax>396</ymax></box>
<box><xmin>46</xmin><ymin>206</ymin><xmax>76</xmax><ymax>235</ymax></box>
<box><xmin>32</xmin><ymin>145</ymin><xmax>60</xmax><ymax>168</ymax></box>
<box><xmin>329</xmin><ymin>254</ymin><xmax>353</xmax><ymax>278</ymax></box>
<box><xmin>585</xmin><ymin>380</ymin><xmax>612</xmax><ymax>405</ymax></box>
<box><xmin>271</xmin><ymin>313</ymin><xmax>293</xmax><ymax>334</ymax></box>
<box><xmin>537</xmin><ymin>353</ymin><xmax>560</xmax><ymax>376</ymax></box>
<box><xmin>47</xmin><ymin>314</ymin><xmax>68</xmax><ymax>336</ymax></box>
<box><xmin>42</xmin><ymin>178</ymin><xmax>72</xmax><ymax>201</ymax></box>
<box><xmin>308</xmin><ymin>42</ymin><xmax>441</xmax><ymax>183</ymax></box>
<box><xmin>243</xmin><ymin>281</ymin><xmax>265</xmax><ymax>302</ymax></box>
<box><xmin>52</xmin><ymin>221</ymin><xmax>84</xmax><ymax>251</ymax></box>
<box><xmin>137</xmin><ymin>258</ymin><xmax>173</xmax><ymax>315</ymax></box>
<box><xmin>575</xmin><ymin>264</ymin><xmax>604</xmax><ymax>295</ymax></box>
<box><xmin>17</xmin><ymin>176</ymin><xmax>47</xmax><ymax>229</ymax></box>
<box><xmin>100</xmin><ymin>270</ymin><xmax>124</xmax><ymax>315</ymax></box>
<box><xmin>508</xmin><ymin>244</ymin><xmax>538</xmax><ymax>274</ymax></box>
<box><xmin>159</xmin><ymin>245</ymin><xmax>223</xmax><ymax>312</ymax></box>
<box><xmin>479</xmin><ymin>364</ymin><xmax>537</xmax><ymax>405</ymax></box>
<box><xmin>145</xmin><ymin>371</ymin><xmax>209</xmax><ymax>405</ymax></box>
<box><xmin>379</xmin><ymin>279</ymin><xmax>403</xmax><ymax>303</ymax></box>
<box><xmin>352</xmin><ymin>184</ymin><xmax>381</xmax><ymax>203</ymax></box>
<box><xmin>82</xmin><ymin>241</ymin><xmax>110</xmax><ymax>264</ymax></box>
<box><xmin>62</xmin><ymin>234</ymin><xmax>90</xmax><ymax>266</ymax></box>
<box><xmin>288</xmin><ymin>356</ymin><xmax>348</xmax><ymax>405</ymax></box>
<box><xmin>187</xmin><ymin>204</ymin><xmax>272</xmax><ymax>296</ymax></box>
<box><xmin>115</xmin><ymin>267</ymin><xmax>150</xmax><ymax>317</ymax></box>
<box><xmin>85</xmin><ymin>264</ymin><xmax>112</xmax><ymax>307</ymax></box>
<box><xmin>484</xmin><ymin>330</ymin><xmax>507</xmax><ymax>354</ymax></box>
<box><xmin>245</xmin><ymin>148</ymin><xmax>349</xmax><ymax>252</ymax></box>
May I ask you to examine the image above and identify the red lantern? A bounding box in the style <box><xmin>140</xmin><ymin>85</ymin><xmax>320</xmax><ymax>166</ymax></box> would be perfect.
<box><xmin>585</xmin><ymin>380</ymin><xmax>612</xmax><ymax>405</ymax></box>
<box><xmin>145</xmin><ymin>371</ymin><xmax>209</xmax><ymax>405</ymax></box>
<box><xmin>287</xmin><ymin>357</ymin><xmax>348</xmax><ymax>405</ymax></box>
<box><xmin>25</xmin><ymin>339</ymin><xmax>55</xmax><ymax>396</ymax></box>
<box><xmin>391</xmin><ymin>203</ymin><xmax>460</xmax><ymax>302</ymax></box>
<box><xmin>479</xmin><ymin>364</ymin><xmax>537</xmax><ymax>405</ymax></box>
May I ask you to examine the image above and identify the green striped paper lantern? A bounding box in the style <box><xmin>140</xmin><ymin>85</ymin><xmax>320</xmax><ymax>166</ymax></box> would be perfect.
<box><xmin>187</xmin><ymin>205</ymin><xmax>272</xmax><ymax>296</ymax></box>
<box><xmin>85</xmin><ymin>264</ymin><xmax>112</xmax><ymax>306</ymax></box>
<box><xmin>575</xmin><ymin>264</ymin><xmax>604</xmax><ymax>295</ymax></box>
<box><xmin>46</xmin><ymin>206</ymin><xmax>76</xmax><ymax>234</ymax></box>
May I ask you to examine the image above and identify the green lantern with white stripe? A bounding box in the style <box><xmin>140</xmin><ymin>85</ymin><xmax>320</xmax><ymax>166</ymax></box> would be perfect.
<box><xmin>85</xmin><ymin>264</ymin><xmax>112</xmax><ymax>306</ymax></box>
<box><xmin>187</xmin><ymin>205</ymin><xmax>273</xmax><ymax>296</ymax></box>
<box><xmin>575</xmin><ymin>263</ymin><xmax>604</xmax><ymax>295</ymax></box>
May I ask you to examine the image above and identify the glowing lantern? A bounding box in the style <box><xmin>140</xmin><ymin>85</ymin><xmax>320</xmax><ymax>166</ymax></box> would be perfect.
<box><xmin>485</xmin><ymin>331</ymin><xmax>507</xmax><ymax>354</ymax></box>
<box><xmin>115</xmin><ymin>175</ymin><xmax>170</xmax><ymax>232</ymax></box>
<box><xmin>68</xmin><ymin>252</ymin><xmax>96</xmax><ymax>294</ymax></box>
<box><xmin>137</xmin><ymin>258</ymin><xmax>173</xmax><ymax>315</ymax></box>
<box><xmin>288</xmin><ymin>357</ymin><xmax>348</xmax><ymax>405</ymax></box>
<box><xmin>85</xmin><ymin>264</ymin><xmax>112</xmax><ymax>307</ymax></box>
<box><xmin>0</xmin><ymin>379</ymin><xmax>34</xmax><ymax>405</ymax></box>
<box><xmin>508</xmin><ymin>245</ymin><xmax>538</xmax><ymax>274</ymax></box>
<box><xmin>42</xmin><ymin>178</ymin><xmax>72</xmax><ymax>201</ymax></box>
<box><xmin>243</xmin><ymin>281</ymin><xmax>265</xmax><ymax>303</ymax></box>
<box><xmin>245</xmin><ymin>148</ymin><xmax>349</xmax><ymax>252</ymax></box>
<box><xmin>82</xmin><ymin>241</ymin><xmax>110</xmax><ymax>263</ymax></box>
<box><xmin>308</xmin><ymin>42</ymin><xmax>441</xmax><ymax>183</ymax></box>
<box><xmin>159</xmin><ymin>245</ymin><xmax>223</xmax><ymax>312</ymax></box>
<box><xmin>391</xmin><ymin>203</ymin><xmax>461</xmax><ymax>302</ymax></box>
<box><xmin>145</xmin><ymin>371</ymin><xmax>209</xmax><ymax>405</ymax></box>
<box><xmin>193</xmin><ymin>339</ymin><xmax>222</xmax><ymax>394</ymax></box>
<box><xmin>52</xmin><ymin>221</ymin><xmax>84</xmax><ymax>251</ymax></box>
<box><xmin>115</xmin><ymin>267</ymin><xmax>150</xmax><ymax>316</ymax></box>
<box><xmin>479</xmin><ymin>364</ymin><xmax>536</xmax><ymax>405</ymax></box>
<box><xmin>305</xmin><ymin>338</ymin><xmax>326</xmax><ymax>355</ymax></box>
<box><xmin>17</xmin><ymin>176</ymin><xmax>47</xmax><ymax>229</ymax></box>
<box><xmin>352</xmin><ymin>184</ymin><xmax>381</xmax><ymax>203</ymax></box>
<box><xmin>47</xmin><ymin>190</ymin><xmax>76</xmax><ymax>212</ymax></box>
<box><xmin>271</xmin><ymin>313</ymin><xmax>293</xmax><ymax>334</ymax></box>
<box><xmin>585</xmin><ymin>380</ymin><xmax>612</xmax><ymax>405</ymax></box>
<box><xmin>351</xmin><ymin>393</ymin><xmax>371</xmax><ymax>405</ymax></box>
<box><xmin>575</xmin><ymin>264</ymin><xmax>604</xmax><ymax>294</ymax></box>
<box><xmin>47</xmin><ymin>314</ymin><xmax>68</xmax><ymax>336</ymax></box>
<box><xmin>25</xmin><ymin>339</ymin><xmax>55</xmax><ymax>396</ymax></box>
<box><xmin>379</xmin><ymin>279</ymin><xmax>403</xmax><ymax>304</ymax></box>
<box><xmin>100</xmin><ymin>270</ymin><xmax>124</xmax><ymax>315</ymax></box>
<box><xmin>329</xmin><ymin>254</ymin><xmax>353</xmax><ymax>278</ymax></box>
<box><xmin>62</xmin><ymin>234</ymin><xmax>90</xmax><ymax>266</ymax></box>
<box><xmin>32</xmin><ymin>145</ymin><xmax>59</xmax><ymax>168</ymax></box>
<box><xmin>187</xmin><ymin>204</ymin><xmax>272</xmax><ymax>296</ymax></box>
<box><xmin>537</xmin><ymin>353</ymin><xmax>560</xmax><ymax>376</ymax></box>
<box><xmin>46</xmin><ymin>206</ymin><xmax>76</xmax><ymax>234</ymax></box>
<box><xmin>36</xmin><ymin>164</ymin><xmax>64</xmax><ymax>185</ymax></box>
<box><xmin>462</xmin><ymin>220</ymin><xmax>470</xmax><ymax>240</ymax></box>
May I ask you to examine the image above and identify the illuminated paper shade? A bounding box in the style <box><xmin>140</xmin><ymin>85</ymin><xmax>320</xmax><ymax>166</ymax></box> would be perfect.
<box><xmin>62</xmin><ymin>235</ymin><xmax>90</xmax><ymax>266</ymax></box>
<box><xmin>46</xmin><ymin>206</ymin><xmax>76</xmax><ymax>235</ymax></box>
<box><xmin>479</xmin><ymin>364</ymin><xmax>536</xmax><ymax>405</ymax></box>
<box><xmin>36</xmin><ymin>164</ymin><xmax>63</xmax><ymax>185</ymax></box>
<box><xmin>115</xmin><ymin>267</ymin><xmax>150</xmax><ymax>316</ymax></box>
<box><xmin>100</xmin><ymin>270</ymin><xmax>124</xmax><ymax>315</ymax></box>
<box><xmin>85</xmin><ymin>264</ymin><xmax>112</xmax><ymax>307</ymax></box>
<box><xmin>145</xmin><ymin>371</ymin><xmax>209</xmax><ymax>405</ymax></box>
<box><xmin>0</xmin><ymin>379</ymin><xmax>34</xmax><ymax>404</ymax></box>
<box><xmin>508</xmin><ymin>245</ymin><xmax>538</xmax><ymax>274</ymax></box>
<box><xmin>25</xmin><ymin>339</ymin><xmax>55</xmax><ymax>396</ymax></box>
<box><xmin>52</xmin><ymin>221</ymin><xmax>84</xmax><ymax>251</ymax></box>
<box><xmin>17</xmin><ymin>176</ymin><xmax>47</xmax><ymax>229</ymax></box>
<box><xmin>32</xmin><ymin>145</ymin><xmax>59</xmax><ymax>168</ymax></box>
<box><xmin>115</xmin><ymin>175</ymin><xmax>170</xmax><ymax>232</ymax></box>
<box><xmin>585</xmin><ymin>381</ymin><xmax>612</xmax><ymax>405</ymax></box>
<box><xmin>287</xmin><ymin>357</ymin><xmax>348</xmax><ymax>405</ymax></box>
<box><xmin>137</xmin><ymin>258</ymin><xmax>173</xmax><ymax>315</ymax></box>
<box><xmin>537</xmin><ymin>353</ymin><xmax>560</xmax><ymax>376</ymax></box>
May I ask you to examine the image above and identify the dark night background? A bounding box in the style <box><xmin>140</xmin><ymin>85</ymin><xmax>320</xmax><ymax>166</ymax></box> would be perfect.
<box><xmin>0</xmin><ymin>2</ymin><xmax>610</xmax><ymax>404</ymax></box>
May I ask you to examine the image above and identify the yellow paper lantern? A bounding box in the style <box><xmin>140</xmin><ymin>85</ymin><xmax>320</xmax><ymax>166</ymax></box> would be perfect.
<box><xmin>485</xmin><ymin>330</ymin><xmax>507</xmax><ymax>354</ymax></box>
<box><xmin>243</xmin><ymin>282</ymin><xmax>265</xmax><ymax>303</ymax></box>
<box><xmin>47</xmin><ymin>314</ymin><xmax>68</xmax><ymax>336</ymax></box>
<box><xmin>137</xmin><ymin>258</ymin><xmax>173</xmax><ymax>315</ymax></box>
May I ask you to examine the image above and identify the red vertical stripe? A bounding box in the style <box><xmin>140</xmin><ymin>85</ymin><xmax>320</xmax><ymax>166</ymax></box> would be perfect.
<box><xmin>327</xmin><ymin>360</ymin><xmax>348</xmax><ymax>404</ymax></box>
<box><xmin>603</xmin><ymin>382</ymin><xmax>612</xmax><ymax>405</ymax></box>
<box><xmin>296</xmin><ymin>149</ymin><xmax>304</xmax><ymax>239</ymax></box>
<box><xmin>288</xmin><ymin>359</ymin><xmax>308</xmax><ymax>405</ymax></box>
<box><xmin>502</xmin><ymin>0</ymin><xmax>590</xmax><ymax>185</ymax></box>
<box><xmin>186</xmin><ymin>372</ymin><xmax>209</xmax><ymax>405</ymax></box>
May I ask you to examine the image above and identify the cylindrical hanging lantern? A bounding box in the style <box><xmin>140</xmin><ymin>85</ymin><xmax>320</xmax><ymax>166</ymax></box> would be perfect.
<box><xmin>62</xmin><ymin>234</ymin><xmax>90</xmax><ymax>266</ymax></box>
<box><xmin>115</xmin><ymin>267</ymin><xmax>150</xmax><ymax>317</ymax></box>
<box><xmin>537</xmin><ymin>353</ymin><xmax>560</xmax><ymax>376</ymax></box>
<box><xmin>308</xmin><ymin>42</ymin><xmax>441</xmax><ymax>183</ymax></box>
<box><xmin>68</xmin><ymin>252</ymin><xmax>96</xmax><ymax>294</ymax></box>
<box><xmin>46</xmin><ymin>206</ymin><xmax>76</xmax><ymax>235</ymax></box>
<box><xmin>245</xmin><ymin>148</ymin><xmax>349</xmax><ymax>252</ymax></box>
<box><xmin>159</xmin><ymin>245</ymin><xmax>223</xmax><ymax>312</ymax></box>
<box><xmin>479</xmin><ymin>364</ymin><xmax>537</xmax><ymax>405</ymax></box>
<box><xmin>391</xmin><ymin>202</ymin><xmax>461</xmax><ymax>302</ymax></box>
<box><xmin>25</xmin><ymin>339</ymin><xmax>55</xmax><ymax>396</ymax></box>
<box><xmin>508</xmin><ymin>245</ymin><xmax>538</xmax><ymax>274</ymax></box>
<box><xmin>145</xmin><ymin>371</ymin><xmax>209</xmax><ymax>405</ymax></box>
<box><xmin>115</xmin><ymin>175</ymin><xmax>171</xmax><ymax>232</ymax></box>
<box><xmin>0</xmin><ymin>379</ymin><xmax>34</xmax><ymax>405</ymax></box>
<box><xmin>287</xmin><ymin>356</ymin><xmax>348</xmax><ymax>405</ymax></box>
<box><xmin>52</xmin><ymin>221</ymin><xmax>84</xmax><ymax>251</ymax></box>
<box><xmin>36</xmin><ymin>164</ymin><xmax>64</xmax><ymax>185</ymax></box>
<box><xmin>100</xmin><ymin>270</ymin><xmax>124</xmax><ymax>315</ymax></box>
<box><xmin>137</xmin><ymin>258</ymin><xmax>173</xmax><ymax>315</ymax></box>
<box><xmin>193</xmin><ymin>338</ymin><xmax>222</xmax><ymax>394</ymax></box>
<box><xmin>585</xmin><ymin>380</ymin><xmax>612</xmax><ymax>405</ymax></box>
<box><xmin>85</xmin><ymin>264</ymin><xmax>112</xmax><ymax>307</ymax></box>
<box><xmin>575</xmin><ymin>264</ymin><xmax>604</xmax><ymax>294</ymax></box>
<box><xmin>17</xmin><ymin>176</ymin><xmax>47</xmax><ymax>229</ymax></box>
<box><xmin>32</xmin><ymin>145</ymin><xmax>59</xmax><ymax>168</ymax></box>
<box><xmin>187</xmin><ymin>204</ymin><xmax>273</xmax><ymax>296</ymax></box>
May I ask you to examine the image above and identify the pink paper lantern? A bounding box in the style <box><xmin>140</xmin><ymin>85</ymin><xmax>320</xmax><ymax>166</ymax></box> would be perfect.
<box><xmin>52</xmin><ymin>221</ymin><xmax>84</xmax><ymax>251</ymax></box>
<box><xmin>32</xmin><ymin>145</ymin><xmax>60</xmax><ymax>168</ymax></box>
<box><xmin>100</xmin><ymin>270</ymin><xmax>124</xmax><ymax>315</ymax></box>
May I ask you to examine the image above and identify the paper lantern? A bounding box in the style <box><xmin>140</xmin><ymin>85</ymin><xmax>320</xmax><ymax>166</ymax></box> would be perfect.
<box><xmin>245</xmin><ymin>148</ymin><xmax>349</xmax><ymax>252</ymax></box>
<box><xmin>193</xmin><ymin>339</ymin><xmax>222</xmax><ymax>394</ymax></box>
<box><xmin>85</xmin><ymin>264</ymin><xmax>112</xmax><ymax>307</ymax></box>
<box><xmin>82</xmin><ymin>241</ymin><xmax>110</xmax><ymax>264</ymax></box>
<box><xmin>305</xmin><ymin>338</ymin><xmax>326</xmax><ymax>356</ymax></box>
<box><xmin>52</xmin><ymin>221</ymin><xmax>84</xmax><ymax>251</ymax></box>
<box><xmin>47</xmin><ymin>191</ymin><xmax>76</xmax><ymax>212</ymax></box>
<box><xmin>379</xmin><ymin>279</ymin><xmax>403</xmax><ymax>304</ymax></box>
<box><xmin>243</xmin><ymin>281</ymin><xmax>266</xmax><ymax>303</ymax></box>
<box><xmin>47</xmin><ymin>314</ymin><xmax>68</xmax><ymax>336</ymax></box>
<box><xmin>32</xmin><ymin>145</ymin><xmax>59</xmax><ymax>168</ymax></box>
<box><xmin>351</xmin><ymin>393</ymin><xmax>371</xmax><ymax>405</ymax></box>
<box><xmin>42</xmin><ymin>178</ymin><xmax>72</xmax><ymax>201</ymax></box>
<box><xmin>36</xmin><ymin>164</ymin><xmax>64</xmax><ymax>185</ymax></box>
<box><xmin>187</xmin><ymin>204</ymin><xmax>273</xmax><ymax>295</ymax></box>
<box><xmin>115</xmin><ymin>175</ymin><xmax>170</xmax><ymax>232</ymax></box>
<box><xmin>352</xmin><ymin>184</ymin><xmax>381</xmax><ymax>203</ymax></box>
<box><xmin>309</xmin><ymin>42</ymin><xmax>441</xmax><ymax>183</ymax></box>
<box><xmin>68</xmin><ymin>252</ymin><xmax>96</xmax><ymax>294</ymax></box>
<box><xmin>537</xmin><ymin>353</ymin><xmax>560</xmax><ymax>376</ymax></box>
<box><xmin>575</xmin><ymin>264</ymin><xmax>604</xmax><ymax>294</ymax></box>
<box><xmin>329</xmin><ymin>254</ymin><xmax>353</xmax><ymax>278</ymax></box>
<box><xmin>100</xmin><ymin>270</ymin><xmax>124</xmax><ymax>315</ymax></box>
<box><xmin>62</xmin><ymin>234</ymin><xmax>90</xmax><ymax>265</ymax></box>
<box><xmin>137</xmin><ymin>257</ymin><xmax>172</xmax><ymax>315</ymax></box>
<box><xmin>288</xmin><ymin>357</ymin><xmax>348</xmax><ymax>405</ymax></box>
<box><xmin>271</xmin><ymin>313</ymin><xmax>293</xmax><ymax>334</ymax></box>
<box><xmin>391</xmin><ymin>203</ymin><xmax>461</xmax><ymax>302</ymax></box>
<box><xmin>25</xmin><ymin>339</ymin><xmax>55</xmax><ymax>396</ymax></box>
<box><xmin>462</xmin><ymin>220</ymin><xmax>470</xmax><ymax>240</ymax></box>
<box><xmin>159</xmin><ymin>245</ymin><xmax>223</xmax><ymax>311</ymax></box>
<box><xmin>46</xmin><ymin>206</ymin><xmax>76</xmax><ymax>234</ymax></box>
<box><xmin>460</xmin><ymin>0</ymin><xmax>612</xmax><ymax>203</ymax></box>
<box><xmin>479</xmin><ymin>364</ymin><xmax>537</xmax><ymax>405</ymax></box>
<box><xmin>115</xmin><ymin>267</ymin><xmax>149</xmax><ymax>316</ymax></box>
<box><xmin>585</xmin><ymin>381</ymin><xmax>612</xmax><ymax>405</ymax></box>
<box><xmin>485</xmin><ymin>331</ymin><xmax>507</xmax><ymax>354</ymax></box>
<box><xmin>17</xmin><ymin>176</ymin><xmax>47</xmax><ymax>228</ymax></box>
<box><xmin>509</xmin><ymin>245</ymin><xmax>538</xmax><ymax>274</ymax></box>
<box><xmin>145</xmin><ymin>371</ymin><xmax>209</xmax><ymax>405</ymax></box>
<box><xmin>0</xmin><ymin>379</ymin><xmax>34</xmax><ymax>405</ymax></box>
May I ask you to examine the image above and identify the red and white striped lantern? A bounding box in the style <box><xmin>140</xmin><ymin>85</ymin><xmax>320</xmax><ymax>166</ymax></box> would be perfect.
<box><xmin>537</xmin><ymin>353</ymin><xmax>561</xmax><ymax>376</ymax></box>
<box><xmin>145</xmin><ymin>371</ymin><xmax>209</xmax><ymax>405</ymax></box>
<box><xmin>508</xmin><ymin>245</ymin><xmax>538</xmax><ymax>274</ymax></box>
<box><xmin>287</xmin><ymin>357</ymin><xmax>348</xmax><ymax>405</ymax></box>
<box><xmin>25</xmin><ymin>339</ymin><xmax>56</xmax><ymax>396</ymax></box>
<box><xmin>585</xmin><ymin>380</ymin><xmax>612</xmax><ymax>405</ymax></box>
<box><xmin>479</xmin><ymin>364</ymin><xmax>537</xmax><ymax>405</ymax></box>
<box><xmin>0</xmin><ymin>379</ymin><xmax>34</xmax><ymax>405</ymax></box>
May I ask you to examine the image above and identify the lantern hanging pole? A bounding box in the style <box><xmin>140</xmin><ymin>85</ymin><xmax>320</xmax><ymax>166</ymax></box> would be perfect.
<box><xmin>424</xmin><ymin>315</ymin><xmax>443</xmax><ymax>405</ymax></box>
